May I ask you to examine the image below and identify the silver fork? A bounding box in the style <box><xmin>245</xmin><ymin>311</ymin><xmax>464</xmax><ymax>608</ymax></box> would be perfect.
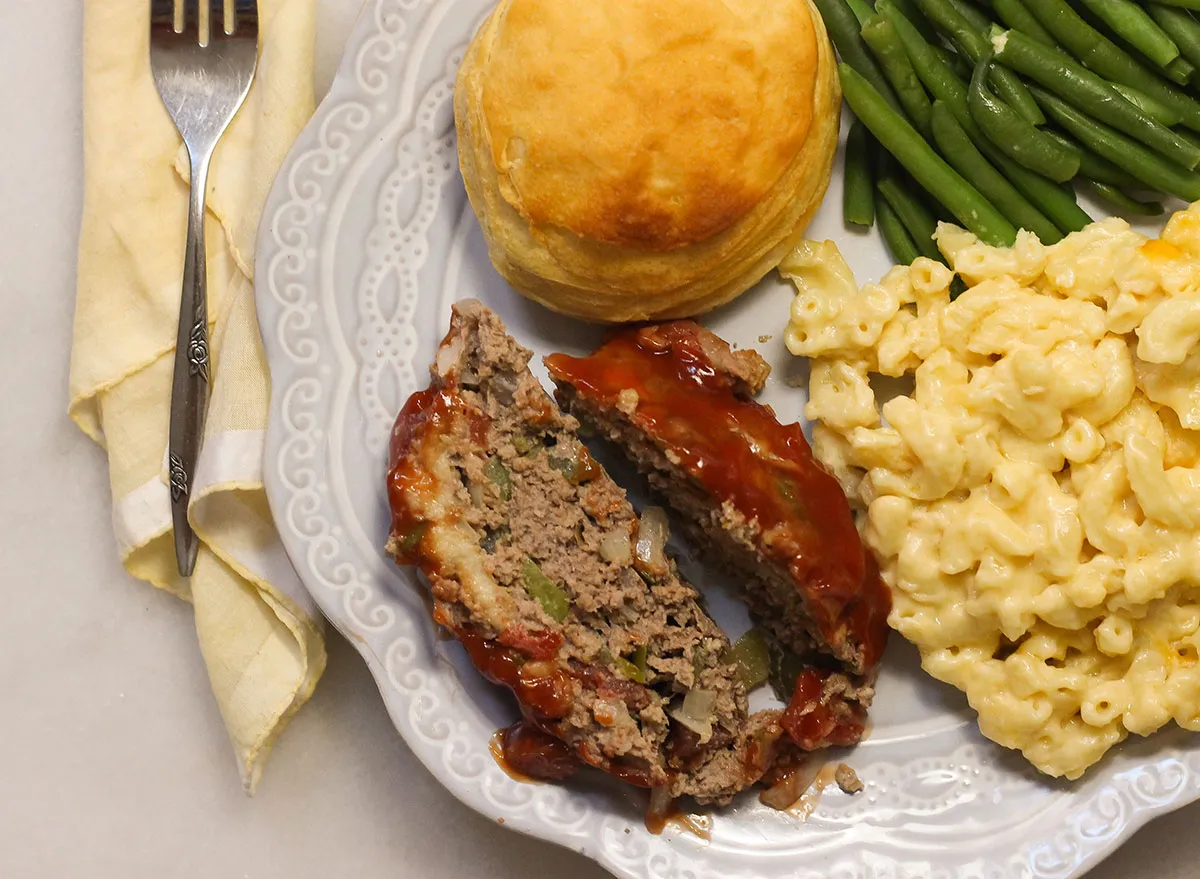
<box><xmin>150</xmin><ymin>0</ymin><xmax>259</xmax><ymax>577</ymax></box>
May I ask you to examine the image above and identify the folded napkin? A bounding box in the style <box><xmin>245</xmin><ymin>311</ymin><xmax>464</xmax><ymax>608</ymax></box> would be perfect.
<box><xmin>70</xmin><ymin>0</ymin><xmax>325</xmax><ymax>792</ymax></box>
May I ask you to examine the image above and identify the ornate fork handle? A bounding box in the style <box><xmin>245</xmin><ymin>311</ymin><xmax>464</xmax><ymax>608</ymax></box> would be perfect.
<box><xmin>150</xmin><ymin>2</ymin><xmax>258</xmax><ymax>577</ymax></box>
<box><xmin>168</xmin><ymin>150</ymin><xmax>214</xmax><ymax>577</ymax></box>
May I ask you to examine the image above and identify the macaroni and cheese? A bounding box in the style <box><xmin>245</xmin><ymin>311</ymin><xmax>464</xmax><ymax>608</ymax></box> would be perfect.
<box><xmin>783</xmin><ymin>206</ymin><xmax>1200</xmax><ymax>779</ymax></box>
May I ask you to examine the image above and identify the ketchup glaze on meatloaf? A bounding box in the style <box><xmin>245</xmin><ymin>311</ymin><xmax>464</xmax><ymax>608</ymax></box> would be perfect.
<box><xmin>548</xmin><ymin>322</ymin><xmax>891</xmax><ymax>750</ymax></box>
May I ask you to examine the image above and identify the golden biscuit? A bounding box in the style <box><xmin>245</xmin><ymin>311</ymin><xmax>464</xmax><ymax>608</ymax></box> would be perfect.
<box><xmin>455</xmin><ymin>0</ymin><xmax>840</xmax><ymax>322</ymax></box>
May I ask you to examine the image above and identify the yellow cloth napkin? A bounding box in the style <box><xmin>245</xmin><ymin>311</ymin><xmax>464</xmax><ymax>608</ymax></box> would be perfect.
<box><xmin>70</xmin><ymin>0</ymin><xmax>326</xmax><ymax>792</ymax></box>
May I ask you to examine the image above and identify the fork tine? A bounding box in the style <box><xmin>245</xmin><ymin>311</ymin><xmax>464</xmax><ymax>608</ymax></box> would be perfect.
<box><xmin>183</xmin><ymin>0</ymin><xmax>209</xmax><ymax>40</ymax></box>
<box><xmin>149</xmin><ymin>0</ymin><xmax>176</xmax><ymax>28</ymax></box>
<box><xmin>203</xmin><ymin>0</ymin><xmax>222</xmax><ymax>41</ymax></box>
<box><xmin>197</xmin><ymin>0</ymin><xmax>212</xmax><ymax>45</ymax></box>
<box><xmin>234</xmin><ymin>0</ymin><xmax>258</xmax><ymax>32</ymax></box>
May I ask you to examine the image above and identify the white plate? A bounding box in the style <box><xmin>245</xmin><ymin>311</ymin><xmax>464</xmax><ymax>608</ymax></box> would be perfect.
<box><xmin>255</xmin><ymin>1</ymin><xmax>1200</xmax><ymax>876</ymax></box>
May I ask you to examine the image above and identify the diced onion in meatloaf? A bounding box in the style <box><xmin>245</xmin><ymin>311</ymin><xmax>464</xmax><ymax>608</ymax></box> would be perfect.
<box><xmin>386</xmin><ymin>301</ymin><xmax>796</xmax><ymax>803</ymax></box>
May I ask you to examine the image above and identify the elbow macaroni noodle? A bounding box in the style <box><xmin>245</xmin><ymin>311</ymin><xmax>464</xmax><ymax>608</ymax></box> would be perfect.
<box><xmin>782</xmin><ymin>207</ymin><xmax>1200</xmax><ymax>779</ymax></box>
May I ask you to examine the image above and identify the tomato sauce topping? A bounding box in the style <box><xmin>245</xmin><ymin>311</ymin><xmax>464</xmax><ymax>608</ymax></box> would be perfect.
<box><xmin>387</xmin><ymin>382</ymin><xmax>492</xmax><ymax>565</ymax></box>
<box><xmin>498</xmin><ymin>625</ymin><xmax>565</xmax><ymax>661</ymax></box>
<box><xmin>781</xmin><ymin>669</ymin><xmax>866</xmax><ymax>750</ymax></box>
<box><xmin>546</xmin><ymin>324</ymin><xmax>891</xmax><ymax>670</ymax></box>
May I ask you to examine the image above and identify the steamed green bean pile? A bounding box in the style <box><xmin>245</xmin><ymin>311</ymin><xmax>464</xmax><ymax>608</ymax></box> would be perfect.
<box><xmin>815</xmin><ymin>0</ymin><xmax>1200</xmax><ymax>260</ymax></box>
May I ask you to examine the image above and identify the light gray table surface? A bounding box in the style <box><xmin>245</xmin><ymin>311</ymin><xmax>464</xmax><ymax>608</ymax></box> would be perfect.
<box><xmin>0</xmin><ymin>2</ymin><xmax>1189</xmax><ymax>876</ymax></box>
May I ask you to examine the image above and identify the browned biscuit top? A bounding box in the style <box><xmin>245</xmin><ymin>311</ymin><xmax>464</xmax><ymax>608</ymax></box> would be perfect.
<box><xmin>475</xmin><ymin>0</ymin><xmax>819</xmax><ymax>251</ymax></box>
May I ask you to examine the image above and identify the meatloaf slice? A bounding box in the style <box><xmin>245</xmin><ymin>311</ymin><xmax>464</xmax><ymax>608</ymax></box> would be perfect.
<box><xmin>386</xmin><ymin>301</ymin><xmax>790</xmax><ymax>803</ymax></box>
<box><xmin>547</xmin><ymin>322</ymin><xmax>892</xmax><ymax>751</ymax></box>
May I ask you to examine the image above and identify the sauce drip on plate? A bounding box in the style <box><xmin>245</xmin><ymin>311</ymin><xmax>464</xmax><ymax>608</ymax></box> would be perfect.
<box><xmin>490</xmin><ymin>722</ymin><xmax>579</xmax><ymax>783</ymax></box>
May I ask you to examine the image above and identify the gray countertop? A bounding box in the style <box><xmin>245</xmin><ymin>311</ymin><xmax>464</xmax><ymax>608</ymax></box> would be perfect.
<box><xmin>0</xmin><ymin>2</ymin><xmax>1188</xmax><ymax>876</ymax></box>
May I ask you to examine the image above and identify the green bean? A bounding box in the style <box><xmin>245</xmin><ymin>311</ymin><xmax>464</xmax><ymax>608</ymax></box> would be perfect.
<box><xmin>844</xmin><ymin>120</ymin><xmax>877</xmax><ymax>226</ymax></box>
<box><xmin>946</xmin><ymin>45</ymin><xmax>976</xmax><ymax>80</ymax></box>
<box><xmin>1080</xmin><ymin>180</ymin><xmax>1166</xmax><ymax>216</ymax></box>
<box><xmin>947</xmin><ymin>0</ymin><xmax>993</xmax><ymax>32</ymax></box>
<box><xmin>1041</xmin><ymin>129</ymin><xmax>1141</xmax><ymax>189</ymax></box>
<box><xmin>889</xmin><ymin>0</ymin><xmax>942</xmax><ymax>43</ymax></box>
<box><xmin>912</xmin><ymin>0</ymin><xmax>1045</xmax><ymax>124</ymax></box>
<box><xmin>880</xmin><ymin>0</ymin><xmax>973</xmax><ymax>121</ymax></box>
<box><xmin>930</xmin><ymin>100</ymin><xmax>1062</xmax><ymax>242</ymax></box>
<box><xmin>877</xmin><ymin>173</ymin><xmax>943</xmax><ymax>260</ymax></box>
<box><xmin>846</xmin><ymin>0</ymin><xmax>877</xmax><ymax>26</ymax></box>
<box><xmin>969</xmin><ymin>54</ymin><xmax>1080</xmax><ymax>181</ymax></box>
<box><xmin>1030</xmin><ymin>84</ymin><xmax>1200</xmax><ymax>201</ymax></box>
<box><xmin>879</xmin><ymin>1</ymin><xmax>1092</xmax><ymax>232</ymax></box>
<box><xmin>876</xmin><ymin>194</ymin><xmax>924</xmax><ymax>264</ymax></box>
<box><xmin>992</xmin><ymin>0</ymin><xmax>1059</xmax><ymax>49</ymax></box>
<box><xmin>1019</xmin><ymin>0</ymin><xmax>1200</xmax><ymax>131</ymax></box>
<box><xmin>1163</xmin><ymin>55</ymin><xmax>1196</xmax><ymax>84</ymax></box>
<box><xmin>991</xmin><ymin>29</ymin><xmax>1200</xmax><ymax>168</ymax></box>
<box><xmin>840</xmin><ymin>63</ymin><xmax>1018</xmax><ymax>245</ymax></box>
<box><xmin>862</xmin><ymin>15</ymin><xmax>935</xmax><ymax>137</ymax></box>
<box><xmin>876</xmin><ymin>146</ymin><xmax>900</xmax><ymax>180</ymax></box>
<box><xmin>1109</xmin><ymin>82</ymin><xmax>1183</xmax><ymax>126</ymax></box>
<box><xmin>814</xmin><ymin>0</ymin><xmax>905</xmax><ymax>113</ymax></box>
<box><xmin>1075</xmin><ymin>0</ymin><xmax>1179</xmax><ymax>68</ymax></box>
<box><xmin>981</xmin><ymin>144</ymin><xmax>1092</xmax><ymax>234</ymax></box>
<box><xmin>930</xmin><ymin>42</ymin><xmax>965</xmax><ymax>77</ymax></box>
<box><xmin>1149</xmin><ymin>4</ymin><xmax>1200</xmax><ymax>70</ymax></box>
<box><xmin>1153</xmin><ymin>0</ymin><xmax>1200</xmax><ymax>9</ymax></box>
<box><xmin>1179</xmin><ymin>128</ymin><xmax>1200</xmax><ymax>150</ymax></box>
